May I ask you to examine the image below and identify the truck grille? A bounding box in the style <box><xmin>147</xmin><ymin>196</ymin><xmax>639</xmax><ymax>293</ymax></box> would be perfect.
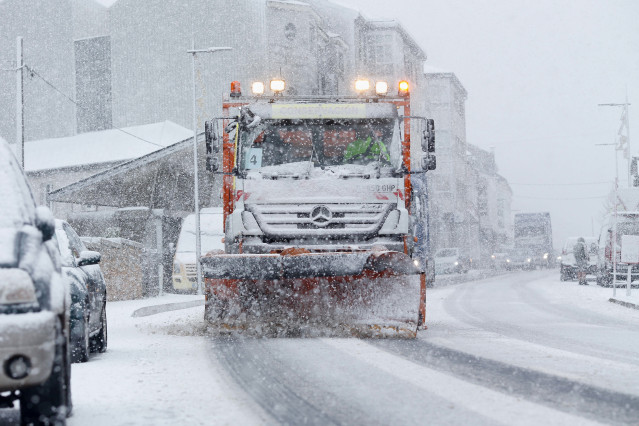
<box><xmin>248</xmin><ymin>203</ymin><xmax>393</xmax><ymax>238</ymax></box>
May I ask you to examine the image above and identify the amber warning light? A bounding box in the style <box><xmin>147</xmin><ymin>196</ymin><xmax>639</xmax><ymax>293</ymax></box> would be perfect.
<box><xmin>230</xmin><ymin>81</ymin><xmax>241</xmax><ymax>97</ymax></box>
<box><xmin>398</xmin><ymin>80</ymin><xmax>409</xmax><ymax>95</ymax></box>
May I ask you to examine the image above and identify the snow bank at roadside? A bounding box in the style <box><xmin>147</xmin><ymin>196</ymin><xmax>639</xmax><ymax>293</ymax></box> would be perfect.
<box><xmin>68</xmin><ymin>294</ymin><xmax>265</xmax><ymax>426</ymax></box>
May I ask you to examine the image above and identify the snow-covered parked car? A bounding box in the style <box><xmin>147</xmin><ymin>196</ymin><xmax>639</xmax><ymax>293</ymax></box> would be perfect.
<box><xmin>434</xmin><ymin>248</ymin><xmax>470</xmax><ymax>274</ymax></box>
<box><xmin>0</xmin><ymin>141</ymin><xmax>72</xmax><ymax>424</ymax></box>
<box><xmin>559</xmin><ymin>237</ymin><xmax>598</xmax><ymax>281</ymax></box>
<box><xmin>54</xmin><ymin>219</ymin><xmax>107</xmax><ymax>362</ymax></box>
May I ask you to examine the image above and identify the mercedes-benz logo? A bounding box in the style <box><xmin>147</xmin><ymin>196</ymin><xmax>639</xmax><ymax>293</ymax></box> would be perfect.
<box><xmin>310</xmin><ymin>205</ymin><xmax>332</xmax><ymax>227</ymax></box>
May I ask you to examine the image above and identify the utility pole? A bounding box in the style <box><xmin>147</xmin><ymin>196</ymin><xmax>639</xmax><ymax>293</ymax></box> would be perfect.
<box><xmin>596</xmin><ymin>142</ymin><xmax>619</xmax><ymax>296</ymax></box>
<box><xmin>187</xmin><ymin>41</ymin><xmax>232</xmax><ymax>296</ymax></box>
<box><xmin>599</xmin><ymin>98</ymin><xmax>632</xmax><ymax>296</ymax></box>
<box><xmin>599</xmin><ymin>99</ymin><xmax>631</xmax><ymax>187</ymax></box>
<box><xmin>16</xmin><ymin>36</ymin><xmax>24</xmax><ymax>168</ymax></box>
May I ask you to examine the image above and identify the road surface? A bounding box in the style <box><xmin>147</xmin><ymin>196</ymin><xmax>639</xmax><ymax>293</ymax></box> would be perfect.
<box><xmin>211</xmin><ymin>270</ymin><xmax>639</xmax><ymax>425</ymax></box>
<box><xmin>2</xmin><ymin>270</ymin><xmax>638</xmax><ymax>425</ymax></box>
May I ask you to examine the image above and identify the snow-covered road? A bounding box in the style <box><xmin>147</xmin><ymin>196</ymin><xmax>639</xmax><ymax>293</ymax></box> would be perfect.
<box><xmin>2</xmin><ymin>270</ymin><xmax>638</xmax><ymax>425</ymax></box>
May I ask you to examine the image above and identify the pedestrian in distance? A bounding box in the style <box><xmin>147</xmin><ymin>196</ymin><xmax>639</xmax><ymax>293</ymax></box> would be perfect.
<box><xmin>574</xmin><ymin>237</ymin><xmax>589</xmax><ymax>285</ymax></box>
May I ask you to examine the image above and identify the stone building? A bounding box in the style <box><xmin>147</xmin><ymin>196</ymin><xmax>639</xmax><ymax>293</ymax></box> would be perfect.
<box><xmin>423</xmin><ymin>67</ymin><xmax>472</xmax><ymax>255</ymax></box>
<box><xmin>424</xmin><ymin>67</ymin><xmax>513</xmax><ymax>263</ymax></box>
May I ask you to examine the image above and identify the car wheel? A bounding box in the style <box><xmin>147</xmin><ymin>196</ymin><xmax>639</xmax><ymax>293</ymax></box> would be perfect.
<box><xmin>20</xmin><ymin>318</ymin><xmax>71</xmax><ymax>424</ymax></box>
<box><xmin>90</xmin><ymin>304</ymin><xmax>108</xmax><ymax>353</ymax></box>
<box><xmin>71</xmin><ymin>312</ymin><xmax>90</xmax><ymax>363</ymax></box>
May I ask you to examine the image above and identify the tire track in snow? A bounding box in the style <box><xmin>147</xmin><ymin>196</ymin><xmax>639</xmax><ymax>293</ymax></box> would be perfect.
<box><xmin>210</xmin><ymin>336</ymin><xmax>340</xmax><ymax>425</ymax></box>
<box><xmin>442</xmin><ymin>271</ymin><xmax>639</xmax><ymax>365</ymax></box>
<box><xmin>370</xmin><ymin>337</ymin><xmax>639</xmax><ymax>424</ymax></box>
<box><xmin>330</xmin><ymin>338</ymin><xmax>608</xmax><ymax>426</ymax></box>
<box><xmin>209</xmin><ymin>336</ymin><xmax>498</xmax><ymax>425</ymax></box>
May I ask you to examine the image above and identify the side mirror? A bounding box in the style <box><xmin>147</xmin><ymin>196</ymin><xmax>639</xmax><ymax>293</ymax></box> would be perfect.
<box><xmin>35</xmin><ymin>206</ymin><xmax>55</xmax><ymax>242</ymax></box>
<box><xmin>422</xmin><ymin>154</ymin><xmax>436</xmax><ymax>171</ymax></box>
<box><xmin>205</xmin><ymin>120</ymin><xmax>221</xmax><ymax>172</ymax></box>
<box><xmin>422</xmin><ymin>119</ymin><xmax>435</xmax><ymax>153</ymax></box>
<box><xmin>78</xmin><ymin>250</ymin><xmax>101</xmax><ymax>266</ymax></box>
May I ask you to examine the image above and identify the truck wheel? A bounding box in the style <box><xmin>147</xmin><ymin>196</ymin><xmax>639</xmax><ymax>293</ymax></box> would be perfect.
<box><xmin>90</xmin><ymin>304</ymin><xmax>108</xmax><ymax>353</ymax></box>
<box><xmin>71</xmin><ymin>312</ymin><xmax>90</xmax><ymax>363</ymax></box>
<box><xmin>20</xmin><ymin>319</ymin><xmax>71</xmax><ymax>425</ymax></box>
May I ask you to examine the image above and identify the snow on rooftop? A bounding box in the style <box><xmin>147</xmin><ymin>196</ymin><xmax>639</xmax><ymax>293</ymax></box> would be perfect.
<box><xmin>423</xmin><ymin>64</ymin><xmax>451</xmax><ymax>74</ymax></box>
<box><xmin>21</xmin><ymin>121</ymin><xmax>192</xmax><ymax>172</ymax></box>
<box><xmin>92</xmin><ymin>0</ymin><xmax>118</xmax><ymax>7</ymax></box>
<box><xmin>269</xmin><ymin>0</ymin><xmax>311</xmax><ymax>6</ymax></box>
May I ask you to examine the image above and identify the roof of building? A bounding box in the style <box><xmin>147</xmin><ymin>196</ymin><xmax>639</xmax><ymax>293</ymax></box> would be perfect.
<box><xmin>19</xmin><ymin>121</ymin><xmax>193</xmax><ymax>172</ymax></box>
<box><xmin>357</xmin><ymin>18</ymin><xmax>426</xmax><ymax>61</ymax></box>
<box><xmin>423</xmin><ymin>64</ymin><xmax>452</xmax><ymax>74</ymax></box>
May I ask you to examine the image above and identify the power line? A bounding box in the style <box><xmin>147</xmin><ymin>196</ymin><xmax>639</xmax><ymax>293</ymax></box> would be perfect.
<box><xmin>514</xmin><ymin>194</ymin><xmax>607</xmax><ymax>200</ymax></box>
<box><xmin>510</xmin><ymin>180</ymin><xmax>612</xmax><ymax>186</ymax></box>
<box><xmin>24</xmin><ymin>64</ymin><xmax>165</xmax><ymax>149</ymax></box>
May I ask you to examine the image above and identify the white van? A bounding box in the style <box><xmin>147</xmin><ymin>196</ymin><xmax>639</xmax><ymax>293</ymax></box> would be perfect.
<box><xmin>596</xmin><ymin>211</ymin><xmax>639</xmax><ymax>287</ymax></box>
<box><xmin>172</xmin><ymin>208</ymin><xmax>224</xmax><ymax>292</ymax></box>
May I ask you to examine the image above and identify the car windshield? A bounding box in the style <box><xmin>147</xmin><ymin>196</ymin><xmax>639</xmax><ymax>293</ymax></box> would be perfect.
<box><xmin>177</xmin><ymin>231</ymin><xmax>224</xmax><ymax>253</ymax></box>
<box><xmin>239</xmin><ymin>118</ymin><xmax>401</xmax><ymax>171</ymax></box>
<box><xmin>0</xmin><ymin>151</ymin><xmax>36</xmax><ymax>228</ymax></box>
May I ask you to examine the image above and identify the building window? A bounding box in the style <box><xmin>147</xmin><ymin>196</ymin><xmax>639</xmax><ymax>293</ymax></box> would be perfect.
<box><xmin>369</xmin><ymin>33</ymin><xmax>393</xmax><ymax>65</ymax></box>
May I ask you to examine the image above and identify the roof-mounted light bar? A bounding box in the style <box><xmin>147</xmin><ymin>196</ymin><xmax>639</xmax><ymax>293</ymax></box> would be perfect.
<box><xmin>398</xmin><ymin>80</ymin><xmax>410</xmax><ymax>96</ymax></box>
<box><xmin>355</xmin><ymin>79</ymin><xmax>370</xmax><ymax>92</ymax></box>
<box><xmin>251</xmin><ymin>81</ymin><xmax>265</xmax><ymax>95</ymax></box>
<box><xmin>375</xmin><ymin>81</ymin><xmax>389</xmax><ymax>95</ymax></box>
<box><xmin>270</xmin><ymin>79</ymin><xmax>286</xmax><ymax>93</ymax></box>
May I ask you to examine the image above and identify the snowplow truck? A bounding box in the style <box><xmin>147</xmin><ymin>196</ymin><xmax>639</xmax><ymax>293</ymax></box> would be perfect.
<box><xmin>201</xmin><ymin>79</ymin><xmax>436</xmax><ymax>337</ymax></box>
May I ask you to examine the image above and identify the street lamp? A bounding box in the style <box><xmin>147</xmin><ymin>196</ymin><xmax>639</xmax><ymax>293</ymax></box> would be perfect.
<box><xmin>187</xmin><ymin>42</ymin><xmax>232</xmax><ymax>296</ymax></box>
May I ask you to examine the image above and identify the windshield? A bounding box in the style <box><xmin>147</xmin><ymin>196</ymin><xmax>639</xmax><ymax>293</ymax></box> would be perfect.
<box><xmin>238</xmin><ymin>118</ymin><xmax>401</xmax><ymax>172</ymax></box>
<box><xmin>177</xmin><ymin>231</ymin><xmax>224</xmax><ymax>254</ymax></box>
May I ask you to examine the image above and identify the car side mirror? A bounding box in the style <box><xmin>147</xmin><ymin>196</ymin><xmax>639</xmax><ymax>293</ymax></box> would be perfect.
<box><xmin>78</xmin><ymin>250</ymin><xmax>101</xmax><ymax>266</ymax></box>
<box><xmin>35</xmin><ymin>206</ymin><xmax>55</xmax><ymax>242</ymax></box>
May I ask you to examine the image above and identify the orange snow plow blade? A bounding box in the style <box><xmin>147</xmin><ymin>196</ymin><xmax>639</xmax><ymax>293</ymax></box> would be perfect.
<box><xmin>201</xmin><ymin>250</ymin><xmax>421</xmax><ymax>338</ymax></box>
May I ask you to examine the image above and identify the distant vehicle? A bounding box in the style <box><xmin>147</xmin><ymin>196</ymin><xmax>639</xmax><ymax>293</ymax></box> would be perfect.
<box><xmin>490</xmin><ymin>251</ymin><xmax>510</xmax><ymax>269</ymax></box>
<box><xmin>558</xmin><ymin>237</ymin><xmax>598</xmax><ymax>281</ymax></box>
<box><xmin>54</xmin><ymin>219</ymin><xmax>108</xmax><ymax>362</ymax></box>
<box><xmin>506</xmin><ymin>247</ymin><xmax>535</xmax><ymax>270</ymax></box>
<box><xmin>596</xmin><ymin>212</ymin><xmax>639</xmax><ymax>287</ymax></box>
<box><xmin>172</xmin><ymin>208</ymin><xmax>225</xmax><ymax>292</ymax></box>
<box><xmin>513</xmin><ymin>212</ymin><xmax>554</xmax><ymax>268</ymax></box>
<box><xmin>435</xmin><ymin>248</ymin><xmax>470</xmax><ymax>274</ymax></box>
<box><xmin>0</xmin><ymin>140</ymin><xmax>72</xmax><ymax>424</ymax></box>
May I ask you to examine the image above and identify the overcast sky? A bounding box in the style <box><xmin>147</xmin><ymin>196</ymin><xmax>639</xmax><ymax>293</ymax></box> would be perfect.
<box><xmin>335</xmin><ymin>0</ymin><xmax>639</xmax><ymax>247</ymax></box>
